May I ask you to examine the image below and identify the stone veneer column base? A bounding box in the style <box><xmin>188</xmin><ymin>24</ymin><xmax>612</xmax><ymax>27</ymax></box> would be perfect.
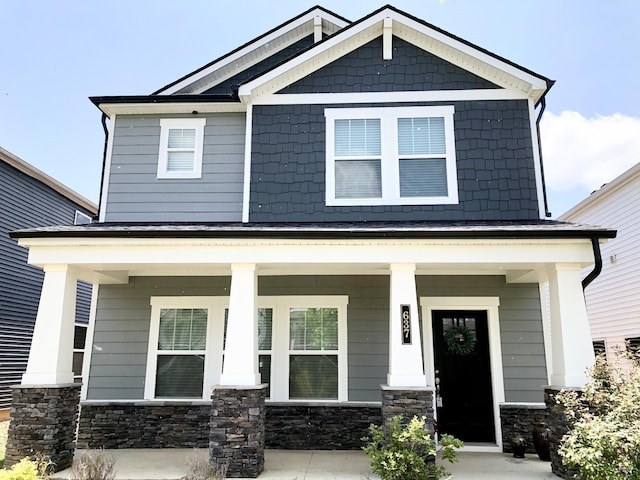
<box><xmin>544</xmin><ymin>387</ymin><xmax>582</xmax><ymax>479</ymax></box>
<box><xmin>381</xmin><ymin>385</ymin><xmax>435</xmax><ymax>434</ymax></box>
<box><xmin>210</xmin><ymin>385</ymin><xmax>268</xmax><ymax>478</ymax></box>
<box><xmin>5</xmin><ymin>384</ymin><xmax>81</xmax><ymax>472</ymax></box>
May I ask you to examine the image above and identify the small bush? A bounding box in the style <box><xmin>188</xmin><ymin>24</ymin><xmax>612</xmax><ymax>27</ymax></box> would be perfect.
<box><xmin>362</xmin><ymin>415</ymin><xmax>462</xmax><ymax>480</ymax></box>
<box><xmin>69</xmin><ymin>450</ymin><xmax>115</xmax><ymax>480</ymax></box>
<box><xmin>182</xmin><ymin>451</ymin><xmax>227</xmax><ymax>480</ymax></box>
<box><xmin>556</xmin><ymin>354</ymin><xmax>640</xmax><ymax>480</ymax></box>
<box><xmin>0</xmin><ymin>457</ymin><xmax>52</xmax><ymax>480</ymax></box>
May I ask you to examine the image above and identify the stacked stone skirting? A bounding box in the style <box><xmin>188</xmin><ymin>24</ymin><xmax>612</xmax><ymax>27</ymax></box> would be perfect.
<box><xmin>381</xmin><ymin>386</ymin><xmax>435</xmax><ymax>434</ymax></box>
<box><xmin>77</xmin><ymin>402</ymin><xmax>211</xmax><ymax>449</ymax></box>
<box><xmin>5</xmin><ymin>384</ymin><xmax>80</xmax><ymax>472</ymax></box>
<box><xmin>499</xmin><ymin>403</ymin><xmax>549</xmax><ymax>454</ymax></box>
<box><xmin>77</xmin><ymin>401</ymin><xmax>381</xmax><ymax>450</ymax></box>
<box><xmin>210</xmin><ymin>386</ymin><xmax>268</xmax><ymax>478</ymax></box>
<box><xmin>544</xmin><ymin>387</ymin><xmax>582</xmax><ymax>479</ymax></box>
<box><xmin>266</xmin><ymin>403</ymin><xmax>381</xmax><ymax>449</ymax></box>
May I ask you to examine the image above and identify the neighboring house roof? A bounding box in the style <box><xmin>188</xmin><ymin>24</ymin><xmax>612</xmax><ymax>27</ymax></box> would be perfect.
<box><xmin>12</xmin><ymin>220</ymin><xmax>615</xmax><ymax>240</ymax></box>
<box><xmin>559</xmin><ymin>161</ymin><xmax>640</xmax><ymax>221</ymax></box>
<box><xmin>0</xmin><ymin>146</ymin><xmax>98</xmax><ymax>214</ymax></box>
<box><xmin>90</xmin><ymin>5</ymin><xmax>553</xmax><ymax>116</ymax></box>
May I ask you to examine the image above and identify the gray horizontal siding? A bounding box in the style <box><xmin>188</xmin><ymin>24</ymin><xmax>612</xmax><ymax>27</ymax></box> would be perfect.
<box><xmin>260</xmin><ymin>275</ymin><xmax>389</xmax><ymax>402</ymax></box>
<box><xmin>416</xmin><ymin>275</ymin><xmax>547</xmax><ymax>403</ymax></box>
<box><xmin>104</xmin><ymin>114</ymin><xmax>245</xmax><ymax>223</ymax></box>
<box><xmin>88</xmin><ymin>274</ymin><xmax>545</xmax><ymax>403</ymax></box>
<box><xmin>87</xmin><ymin>277</ymin><xmax>231</xmax><ymax>400</ymax></box>
<box><xmin>0</xmin><ymin>160</ymin><xmax>93</xmax><ymax>409</ymax></box>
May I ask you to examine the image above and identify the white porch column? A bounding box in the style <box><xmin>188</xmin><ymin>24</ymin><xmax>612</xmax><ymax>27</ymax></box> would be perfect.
<box><xmin>219</xmin><ymin>263</ymin><xmax>260</xmax><ymax>386</ymax></box>
<box><xmin>547</xmin><ymin>263</ymin><xmax>595</xmax><ymax>387</ymax></box>
<box><xmin>22</xmin><ymin>265</ymin><xmax>77</xmax><ymax>385</ymax></box>
<box><xmin>387</xmin><ymin>263</ymin><xmax>427</xmax><ymax>387</ymax></box>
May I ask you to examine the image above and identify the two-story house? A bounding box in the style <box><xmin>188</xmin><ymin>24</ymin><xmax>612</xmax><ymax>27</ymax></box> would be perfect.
<box><xmin>0</xmin><ymin>146</ymin><xmax>96</xmax><ymax>420</ymax></box>
<box><xmin>7</xmin><ymin>6</ymin><xmax>614</xmax><ymax>477</ymax></box>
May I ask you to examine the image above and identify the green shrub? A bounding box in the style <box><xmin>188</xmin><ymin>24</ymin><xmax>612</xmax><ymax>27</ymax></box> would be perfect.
<box><xmin>556</xmin><ymin>355</ymin><xmax>640</xmax><ymax>480</ymax></box>
<box><xmin>0</xmin><ymin>457</ymin><xmax>51</xmax><ymax>480</ymax></box>
<box><xmin>362</xmin><ymin>415</ymin><xmax>462</xmax><ymax>480</ymax></box>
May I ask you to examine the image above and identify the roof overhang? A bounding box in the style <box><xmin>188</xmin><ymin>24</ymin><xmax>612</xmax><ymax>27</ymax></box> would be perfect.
<box><xmin>90</xmin><ymin>95</ymin><xmax>245</xmax><ymax>116</ymax></box>
<box><xmin>238</xmin><ymin>6</ymin><xmax>553</xmax><ymax>104</ymax></box>
<box><xmin>13</xmin><ymin>222</ymin><xmax>613</xmax><ymax>285</ymax></box>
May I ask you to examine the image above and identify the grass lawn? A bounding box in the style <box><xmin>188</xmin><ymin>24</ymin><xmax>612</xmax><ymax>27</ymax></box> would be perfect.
<box><xmin>0</xmin><ymin>420</ymin><xmax>8</xmax><ymax>468</ymax></box>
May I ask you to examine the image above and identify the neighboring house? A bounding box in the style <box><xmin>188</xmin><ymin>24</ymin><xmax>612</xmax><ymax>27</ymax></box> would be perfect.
<box><xmin>7</xmin><ymin>6</ymin><xmax>615</xmax><ymax>477</ymax></box>
<box><xmin>559</xmin><ymin>162</ymin><xmax>640</xmax><ymax>361</ymax></box>
<box><xmin>0</xmin><ymin>146</ymin><xmax>97</xmax><ymax>419</ymax></box>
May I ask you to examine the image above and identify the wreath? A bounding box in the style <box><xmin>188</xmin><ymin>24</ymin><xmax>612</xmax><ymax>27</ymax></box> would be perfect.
<box><xmin>444</xmin><ymin>325</ymin><xmax>476</xmax><ymax>356</ymax></box>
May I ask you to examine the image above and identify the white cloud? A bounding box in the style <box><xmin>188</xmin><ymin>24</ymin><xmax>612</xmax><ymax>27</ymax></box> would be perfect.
<box><xmin>541</xmin><ymin>111</ymin><xmax>640</xmax><ymax>192</ymax></box>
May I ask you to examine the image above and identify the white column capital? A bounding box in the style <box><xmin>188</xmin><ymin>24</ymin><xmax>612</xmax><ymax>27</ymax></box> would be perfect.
<box><xmin>389</xmin><ymin>263</ymin><xmax>416</xmax><ymax>272</ymax></box>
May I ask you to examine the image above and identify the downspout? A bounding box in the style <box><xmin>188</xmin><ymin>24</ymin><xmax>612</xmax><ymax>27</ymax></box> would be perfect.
<box><xmin>536</xmin><ymin>97</ymin><xmax>552</xmax><ymax>217</ymax></box>
<box><xmin>96</xmin><ymin>113</ymin><xmax>109</xmax><ymax>221</ymax></box>
<box><xmin>582</xmin><ymin>237</ymin><xmax>603</xmax><ymax>290</ymax></box>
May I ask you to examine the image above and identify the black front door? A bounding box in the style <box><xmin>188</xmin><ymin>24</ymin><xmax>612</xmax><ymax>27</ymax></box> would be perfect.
<box><xmin>432</xmin><ymin>310</ymin><xmax>495</xmax><ymax>443</ymax></box>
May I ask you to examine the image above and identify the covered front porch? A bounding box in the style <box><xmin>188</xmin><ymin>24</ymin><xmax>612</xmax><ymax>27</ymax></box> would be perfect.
<box><xmin>7</xmin><ymin>222</ymin><xmax>611</xmax><ymax>477</ymax></box>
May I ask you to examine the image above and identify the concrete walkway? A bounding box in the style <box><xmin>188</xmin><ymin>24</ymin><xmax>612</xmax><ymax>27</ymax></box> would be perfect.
<box><xmin>50</xmin><ymin>449</ymin><xmax>557</xmax><ymax>480</ymax></box>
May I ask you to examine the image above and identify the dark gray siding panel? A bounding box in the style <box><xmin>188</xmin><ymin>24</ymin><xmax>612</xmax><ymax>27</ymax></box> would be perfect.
<box><xmin>204</xmin><ymin>35</ymin><xmax>315</xmax><ymax>95</ymax></box>
<box><xmin>104</xmin><ymin>114</ymin><xmax>245</xmax><ymax>222</ymax></box>
<box><xmin>0</xmin><ymin>161</ymin><xmax>93</xmax><ymax>409</ymax></box>
<box><xmin>87</xmin><ymin>276</ymin><xmax>231</xmax><ymax>400</ymax></box>
<box><xmin>416</xmin><ymin>275</ymin><xmax>547</xmax><ymax>403</ymax></box>
<box><xmin>281</xmin><ymin>36</ymin><xmax>499</xmax><ymax>94</ymax></box>
<box><xmin>259</xmin><ymin>275</ymin><xmax>389</xmax><ymax>402</ymax></box>
<box><xmin>250</xmin><ymin>100</ymin><xmax>537</xmax><ymax>222</ymax></box>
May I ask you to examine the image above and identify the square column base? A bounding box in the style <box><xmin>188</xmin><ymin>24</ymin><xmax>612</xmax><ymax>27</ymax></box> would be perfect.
<box><xmin>210</xmin><ymin>385</ymin><xmax>268</xmax><ymax>478</ymax></box>
<box><xmin>381</xmin><ymin>385</ymin><xmax>435</xmax><ymax>434</ymax></box>
<box><xmin>5</xmin><ymin>384</ymin><xmax>81</xmax><ymax>472</ymax></box>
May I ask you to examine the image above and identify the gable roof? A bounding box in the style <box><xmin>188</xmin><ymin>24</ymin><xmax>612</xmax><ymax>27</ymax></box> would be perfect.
<box><xmin>0</xmin><ymin>146</ymin><xmax>97</xmax><ymax>213</ymax></box>
<box><xmin>91</xmin><ymin>4</ymin><xmax>553</xmax><ymax>115</ymax></box>
<box><xmin>153</xmin><ymin>6</ymin><xmax>350</xmax><ymax>96</ymax></box>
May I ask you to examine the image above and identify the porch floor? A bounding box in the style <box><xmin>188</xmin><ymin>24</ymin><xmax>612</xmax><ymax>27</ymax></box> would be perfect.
<box><xmin>50</xmin><ymin>449</ymin><xmax>557</xmax><ymax>480</ymax></box>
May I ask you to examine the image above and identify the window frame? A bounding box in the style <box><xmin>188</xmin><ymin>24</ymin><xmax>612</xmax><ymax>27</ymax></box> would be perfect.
<box><xmin>145</xmin><ymin>296</ymin><xmax>227</xmax><ymax>400</ymax></box>
<box><xmin>325</xmin><ymin>105</ymin><xmax>458</xmax><ymax>206</ymax></box>
<box><xmin>157</xmin><ymin>118</ymin><xmax>206</xmax><ymax>179</ymax></box>
<box><xmin>73</xmin><ymin>323</ymin><xmax>88</xmax><ymax>383</ymax></box>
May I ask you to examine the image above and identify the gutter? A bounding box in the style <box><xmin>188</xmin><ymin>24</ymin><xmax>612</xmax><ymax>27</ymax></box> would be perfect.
<box><xmin>536</xmin><ymin>96</ymin><xmax>552</xmax><ymax>218</ymax></box>
<box><xmin>582</xmin><ymin>237</ymin><xmax>603</xmax><ymax>290</ymax></box>
<box><xmin>95</xmin><ymin>113</ymin><xmax>109</xmax><ymax>221</ymax></box>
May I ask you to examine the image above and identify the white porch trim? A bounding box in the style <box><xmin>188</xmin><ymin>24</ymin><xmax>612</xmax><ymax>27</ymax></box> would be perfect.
<box><xmin>387</xmin><ymin>263</ymin><xmax>426</xmax><ymax>387</ymax></box>
<box><xmin>420</xmin><ymin>296</ymin><xmax>504</xmax><ymax>451</ymax></box>
<box><xmin>220</xmin><ymin>263</ymin><xmax>260</xmax><ymax>386</ymax></box>
<box><xmin>22</xmin><ymin>265</ymin><xmax>78</xmax><ymax>385</ymax></box>
<box><xmin>547</xmin><ymin>263</ymin><xmax>595</xmax><ymax>387</ymax></box>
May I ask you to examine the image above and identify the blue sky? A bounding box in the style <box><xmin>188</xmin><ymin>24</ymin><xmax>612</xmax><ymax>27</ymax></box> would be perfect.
<box><xmin>1</xmin><ymin>0</ymin><xmax>639</xmax><ymax>217</ymax></box>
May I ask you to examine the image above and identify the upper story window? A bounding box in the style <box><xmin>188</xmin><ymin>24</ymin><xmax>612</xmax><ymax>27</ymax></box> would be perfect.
<box><xmin>74</xmin><ymin>211</ymin><xmax>92</xmax><ymax>225</ymax></box>
<box><xmin>325</xmin><ymin>106</ymin><xmax>458</xmax><ymax>206</ymax></box>
<box><xmin>157</xmin><ymin>118</ymin><xmax>206</xmax><ymax>179</ymax></box>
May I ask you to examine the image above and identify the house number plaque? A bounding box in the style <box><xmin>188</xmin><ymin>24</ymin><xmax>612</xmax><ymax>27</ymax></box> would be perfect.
<box><xmin>401</xmin><ymin>305</ymin><xmax>411</xmax><ymax>344</ymax></box>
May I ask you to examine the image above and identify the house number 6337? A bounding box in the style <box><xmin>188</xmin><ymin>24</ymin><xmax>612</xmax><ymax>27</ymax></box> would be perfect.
<box><xmin>401</xmin><ymin>305</ymin><xmax>411</xmax><ymax>344</ymax></box>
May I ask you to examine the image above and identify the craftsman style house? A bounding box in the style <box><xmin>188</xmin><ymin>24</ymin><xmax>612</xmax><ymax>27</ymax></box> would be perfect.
<box><xmin>8</xmin><ymin>5</ymin><xmax>614</xmax><ymax>477</ymax></box>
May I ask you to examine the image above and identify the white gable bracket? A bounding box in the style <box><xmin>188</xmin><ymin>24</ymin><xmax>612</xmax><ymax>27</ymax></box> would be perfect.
<box><xmin>383</xmin><ymin>17</ymin><xmax>393</xmax><ymax>60</ymax></box>
<box><xmin>314</xmin><ymin>16</ymin><xmax>323</xmax><ymax>43</ymax></box>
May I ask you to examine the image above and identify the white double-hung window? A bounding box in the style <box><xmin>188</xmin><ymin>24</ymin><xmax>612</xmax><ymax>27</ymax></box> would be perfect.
<box><xmin>157</xmin><ymin>118</ymin><xmax>206</xmax><ymax>179</ymax></box>
<box><xmin>325</xmin><ymin>106</ymin><xmax>458</xmax><ymax>206</ymax></box>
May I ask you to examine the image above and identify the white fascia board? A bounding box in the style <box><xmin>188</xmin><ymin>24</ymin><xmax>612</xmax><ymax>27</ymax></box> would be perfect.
<box><xmin>252</xmin><ymin>89</ymin><xmax>527</xmax><ymax>105</ymax></box>
<box><xmin>390</xmin><ymin>13</ymin><xmax>549</xmax><ymax>96</ymax></box>
<box><xmin>97</xmin><ymin>102</ymin><xmax>246</xmax><ymax>116</ymax></box>
<box><xmin>20</xmin><ymin>237</ymin><xmax>596</xmax><ymax>270</ymax></box>
<box><xmin>160</xmin><ymin>9</ymin><xmax>349</xmax><ymax>96</ymax></box>
<box><xmin>239</xmin><ymin>8</ymin><xmax>549</xmax><ymax>103</ymax></box>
